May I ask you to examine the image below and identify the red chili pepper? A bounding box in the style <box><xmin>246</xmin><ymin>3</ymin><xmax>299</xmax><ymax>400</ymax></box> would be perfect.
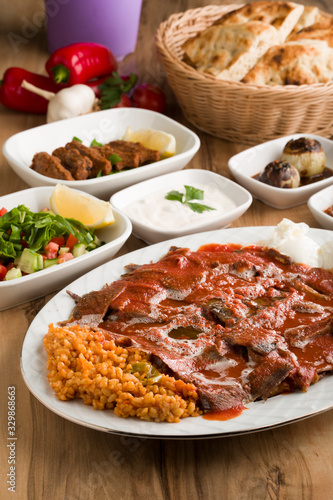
<box><xmin>45</xmin><ymin>43</ymin><xmax>118</xmax><ymax>85</ymax></box>
<box><xmin>0</xmin><ymin>68</ymin><xmax>65</xmax><ymax>113</ymax></box>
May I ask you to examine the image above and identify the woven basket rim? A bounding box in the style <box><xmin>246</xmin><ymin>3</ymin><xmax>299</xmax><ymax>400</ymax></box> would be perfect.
<box><xmin>155</xmin><ymin>3</ymin><xmax>333</xmax><ymax>94</ymax></box>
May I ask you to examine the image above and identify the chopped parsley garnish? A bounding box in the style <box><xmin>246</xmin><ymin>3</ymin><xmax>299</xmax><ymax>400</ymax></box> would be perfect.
<box><xmin>165</xmin><ymin>185</ymin><xmax>216</xmax><ymax>213</ymax></box>
<box><xmin>90</xmin><ymin>138</ymin><xmax>103</xmax><ymax>147</ymax></box>
<box><xmin>108</xmin><ymin>153</ymin><xmax>122</xmax><ymax>165</ymax></box>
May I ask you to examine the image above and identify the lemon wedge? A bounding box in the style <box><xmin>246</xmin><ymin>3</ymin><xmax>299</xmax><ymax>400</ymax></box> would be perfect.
<box><xmin>123</xmin><ymin>127</ymin><xmax>176</xmax><ymax>159</ymax></box>
<box><xmin>50</xmin><ymin>184</ymin><xmax>115</xmax><ymax>229</ymax></box>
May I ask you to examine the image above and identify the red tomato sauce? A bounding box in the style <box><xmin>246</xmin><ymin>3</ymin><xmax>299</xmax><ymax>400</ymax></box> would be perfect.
<box><xmin>68</xmin><ymin>244</ymin><xmax>333</xmax><ymax>419</ymax></box>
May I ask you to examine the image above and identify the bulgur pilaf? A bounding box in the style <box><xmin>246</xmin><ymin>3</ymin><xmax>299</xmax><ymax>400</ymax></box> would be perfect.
<box><xmin>44</xmin><ymin>323</ymin><xmax>201</xmax><ymax>423</ymax></box>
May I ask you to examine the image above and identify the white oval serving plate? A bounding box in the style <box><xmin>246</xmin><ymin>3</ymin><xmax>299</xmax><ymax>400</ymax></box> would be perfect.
<box><xmin>21</xmin><ymin>226</ymin><xmax>333</xmax><ymax>439</ymax></box>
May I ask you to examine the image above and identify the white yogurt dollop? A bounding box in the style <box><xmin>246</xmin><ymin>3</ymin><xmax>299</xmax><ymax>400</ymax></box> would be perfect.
<box><xmin>262</xmin><ymin>218</ymin><xmax>320</xmax><ymax>267</ymax></box>
<box><xmin>124</xmin><ymin>183</ymin><xmax>237</xmax><ymax>230</ymax></box>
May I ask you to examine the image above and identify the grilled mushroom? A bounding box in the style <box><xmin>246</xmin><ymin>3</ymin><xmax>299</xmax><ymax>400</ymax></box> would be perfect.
<box><xmin>281</xmin><ymin>137</ymin><xmax>326</xmax><ymax>177</ymax></box>
<box><xmin>258</xmin><ymin>160</ymin><xmax>300</xmax><ymax>188</ymax></box>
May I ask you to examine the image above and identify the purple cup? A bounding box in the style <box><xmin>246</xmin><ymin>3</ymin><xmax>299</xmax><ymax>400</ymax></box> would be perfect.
<box><xmin>45</xmin><ymin>0</ymin><xmax>142</xmax><ymax>60</ymax></box>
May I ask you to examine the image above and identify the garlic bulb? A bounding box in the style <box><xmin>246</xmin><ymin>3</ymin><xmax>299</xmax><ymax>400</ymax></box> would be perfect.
<box><xmin>281</xmin><ymin>137</ymin><xmax>326</xmax><ymax>177</ymax></box>
<box><xmin>21</xmin><ymin>81</ymin><xmax>97</xmax><ymax>123</ymax></box>
<box><xmin>258</xmin><ymin>160</ymin><xmax>300</xmax><ymax>188</ymax></box>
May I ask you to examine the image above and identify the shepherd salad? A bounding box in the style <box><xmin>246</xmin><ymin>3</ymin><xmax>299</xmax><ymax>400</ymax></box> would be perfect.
<box><xmin>0</xmin><ymin>205</ymin><xmax>102</xmax><ymax>281</ymax></box>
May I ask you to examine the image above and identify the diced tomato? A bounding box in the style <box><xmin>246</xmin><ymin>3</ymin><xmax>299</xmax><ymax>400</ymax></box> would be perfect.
<box><xmin>65</xmin><ymin>233</ymin><xmax>78</xmax><ymax>251</ymax></box>
<box><xmin>6</xmin><ymin>262</ymin><xmax>15</xmax><ymax>271</ymax></box>
<box><xmin>0</xmin><ymin>264</ymin><xmax>7</xmax><ymax>280</ymax></box>
<box><xmin>0</xmin><ymin>207</ymin><xmax>7</xmax><ymax>217</ymax></box>
<box><xmin>58</xmin><ymin>252</ymin><xmax>74</xmax><ymax>264</ymax></box>
<box><xmin>50</xmin><ymin>236</ymin><xmax>65</xmax><ymax>246</ymax></box>
<box><xmin>20</xmin><ymin>232</ymin><xmax>28</xmax><ymax>248</ymax></box>
<box><xmin>44</xmin><ymin>241</ymin><xmax>59</xmax><ymax>259</ymax></box>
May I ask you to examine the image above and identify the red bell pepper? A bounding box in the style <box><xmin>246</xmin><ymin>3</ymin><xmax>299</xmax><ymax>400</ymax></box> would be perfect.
<box><xmin>45</xmin><ymin>42</ymin><xmax>118</xmax><ymax>85</ymax></box>
<box><xmin>0</xmin><ymin>68</ymin><xmax>65</xmax><ymax>113</ymax></box>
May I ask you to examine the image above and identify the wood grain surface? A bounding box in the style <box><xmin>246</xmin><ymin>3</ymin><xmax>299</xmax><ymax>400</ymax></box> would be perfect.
<box><xmin>1</xmin><ymin>1</ymin><xmax>333</xmax><ymax>499</ymax></box>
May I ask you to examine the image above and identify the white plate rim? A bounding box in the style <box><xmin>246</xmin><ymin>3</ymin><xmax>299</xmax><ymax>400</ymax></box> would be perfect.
<box><xmin>21</xmin><ymin>226</ymin><xmax>333</xmax><ymax>439</ymax></box>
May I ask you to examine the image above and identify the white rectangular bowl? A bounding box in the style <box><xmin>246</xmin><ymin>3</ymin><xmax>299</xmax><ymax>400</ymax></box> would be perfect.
<box><xmin>2</xmin><ymin>108</ymin><xmax>200</xmax><ymax>200</ymax></box>
<box><xmin>0</xmin><ymin>186</ymin><xmax>132</xmax><ymax>310</ymax></box>
<box><xmin>228</xmin><ymin>134</ymin><xmax>333</xmax><ymax>209</ymax></box>
<box><xmin>110</xmin><ymin>169</ymin><xmax>252</xmax><ymax>244</ymax></box>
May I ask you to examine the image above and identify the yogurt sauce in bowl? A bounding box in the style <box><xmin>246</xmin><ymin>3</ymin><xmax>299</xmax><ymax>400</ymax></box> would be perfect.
<box><xmin>110</xmin><ymin>169</ymin><xmax>253</xmax><ymax>244</ymax></box>
<box><xmin>124</xmin><ymin>183</ymin><xmax>237</xmax><ymax>230</ymax></box>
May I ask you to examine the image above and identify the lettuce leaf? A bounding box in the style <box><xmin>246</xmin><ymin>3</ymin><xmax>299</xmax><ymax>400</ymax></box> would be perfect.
<box><xmin>0</xmin><ymin>205</ymin><xmax>96</xmax><ymax>261</ymax></box>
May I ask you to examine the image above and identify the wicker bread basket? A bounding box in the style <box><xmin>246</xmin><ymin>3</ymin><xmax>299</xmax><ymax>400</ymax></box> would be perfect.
<box><xmin>155</xmin><ymin>4</ymin><xmax>333</xmax><ymax>145</ymax></box>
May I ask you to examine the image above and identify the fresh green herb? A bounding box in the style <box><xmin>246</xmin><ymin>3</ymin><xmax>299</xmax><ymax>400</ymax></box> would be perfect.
<box><xmin>99</xmin><ymin>71</ymin><xmax>137</xmax><ymax>110</ymax></box>
<box><xmin>184</xmin><ymin>185</ymin><xmax>204</xmax><ymax>201</ymax></box>
<box><xmin>72</xmin><ymin>136</ymin><xmax>82</xmax><ymax>143</ymax></box>
<box><xmin>187</xmin><ymin>202</ymin><xmax>216</xmax><ymax>213</ymax></box>
<box><xmin>0</xmin><ymin>205</ymin><xmax>97</xmax><ymax>261</ymax></box>
<box><xmin>164</xmin><ymin>190</ymin><xmax>183</xmax><ymax>202</ymax></box>
<box><xmin>165</xmin><ymin>185</ymin><xmax>215</xmax><ymax>213</ymax></box>
<box><xmin>108</xmin><ymin>153</ymin><xmax>122</xmax><ymax>165</ymax></box>
<box><xmin>90</xmin><ymin>138</ymin><xmax>103</xmax><ymax>147</ymax></box>
<box><xmin>96</xmin><ymin>170</ymin><xmax>103</xmax><ymax>178</ymax></box>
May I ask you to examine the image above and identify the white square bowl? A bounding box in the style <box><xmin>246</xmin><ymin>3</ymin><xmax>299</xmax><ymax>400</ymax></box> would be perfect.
<box><xmin>110</xmin><ymin>169</ymin><xmax>252</xmax><ymax>244</ymax></box>
<box><xmin>228</xmin><ymin>134</ymin><xmax>333</xmax><ymax>210</ymax></box>
<box><xmin>0</xmin><ymin>186</ymin><xmax>132</xmax><ymax>310</ymax></box>
<box><xmin>2</xmin><ymin>108</ymin><xmax>200</xmax><ymax>200</ymax></box>
<box><xmin>308</xmin><ymin>184</ymin><xmax>333</xmax><ymax>230</ymax></box>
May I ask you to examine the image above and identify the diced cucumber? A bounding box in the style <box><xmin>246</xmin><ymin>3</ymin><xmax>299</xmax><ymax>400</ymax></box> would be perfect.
<box><xmin>72</xmin><ymin>243</ymin><xmax>87</xmax><ymax>258</ymax></box>
<box><xmin>58</xmin><ymin>246</ymin><xmax>70</xmax><ymax>255</ymax></box>
<box><xmin>86</xmin><ymin>235</ymin><xmax>101</xmax><ymax>250</ymax></box>
<box><xmin>17</xmin><ymin>248</ymin><xmax>44</xmax><ymax>274</ymax></box>
<box><xmin>4</xmin><ymin>267</ymin><xmax>22</xmax><ymax>281</ymax></box>
<box><xmin>43</xmin><ymin>257</ymin><xmax>59</xmax><ymax>269</ymax></box>
<box><xmin>37</xmin><ymin>253</ymin><xmax>44</xmax><ymax>269</ymax></box>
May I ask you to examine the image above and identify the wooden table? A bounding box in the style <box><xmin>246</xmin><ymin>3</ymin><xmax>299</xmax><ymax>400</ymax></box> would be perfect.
<box><xmin>1</xmin><ymin>1</ymin><xmax>333</xmax><ymax>499</ymax></box>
